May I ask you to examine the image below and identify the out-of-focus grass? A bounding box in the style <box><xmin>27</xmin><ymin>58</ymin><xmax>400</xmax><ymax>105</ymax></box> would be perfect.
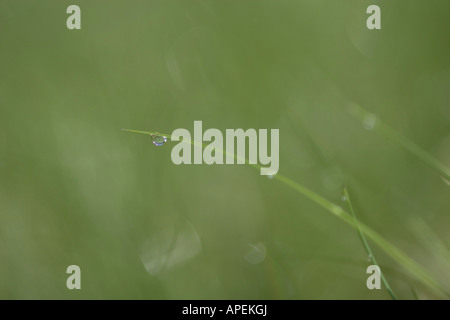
<box><xmin>342</xmin><ymin>187</ymin><xmax>396</xmax><ymax>299</ymax></box>
<box><xmin>347</xmin><ymin>103</ymin><xmax>450</xmax><ymax>181</ymax></box>
<box><xmin>123</xmin><ymin>128</ymin><xmax>448</xmax><ymax>297</ymax></box>
<box><xmin>1</xmin><ymin>0</ymin><xmax>449</xmax><ymax>299</ymax></box>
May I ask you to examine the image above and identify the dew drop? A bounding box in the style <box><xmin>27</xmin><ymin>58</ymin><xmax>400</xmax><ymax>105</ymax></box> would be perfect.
<box><xmin>368</xmin><ymin>254</ymin><xmax>373</xmax><ymax>262</ymax></box>
<box><xmin>362</xmin><ymin>113</ymin><xmax>377</xmax><ymax>130</ymax></box>
<box><xmin>341</xmin><ymin>195</ymin><xmax>347</xmax><ymax>202</ymax></box>
<box><xmin>152</xmin><ymin>135</ymin><xmax>167</xmax><ymax>146</ymax></box>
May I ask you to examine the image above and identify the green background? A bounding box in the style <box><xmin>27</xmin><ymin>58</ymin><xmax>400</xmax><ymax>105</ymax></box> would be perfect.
<box><xmin>0</xmin><ymin>0</ymin><xmax>449</xmax><ymax>299</ymax></box>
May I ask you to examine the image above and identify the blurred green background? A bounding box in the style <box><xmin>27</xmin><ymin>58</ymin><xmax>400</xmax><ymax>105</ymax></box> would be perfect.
<box><xmin>0</xmin><ymin>0</ymin><xmax>449</xmax><ymax>299</ymax></box>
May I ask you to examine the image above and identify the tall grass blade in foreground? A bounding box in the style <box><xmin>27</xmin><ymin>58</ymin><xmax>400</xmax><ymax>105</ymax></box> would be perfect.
<box><xmin>123</xmin><ymin>128</ymin><xmax>449</xmax><ymax>298</ymax></box>
<box><xmin>347</xmin><ymin>103</ymin><xmax>450</xmax><ymax>181</ymax></box>
<box><xmin>409</xmin><ymin>217</ymin><xmax>450</xmax><ymax>286</ymax></box>
<box><xmin>342</xmin><ymin>186</ymin><xmax>397</xmax><ymax>300</ymax></box>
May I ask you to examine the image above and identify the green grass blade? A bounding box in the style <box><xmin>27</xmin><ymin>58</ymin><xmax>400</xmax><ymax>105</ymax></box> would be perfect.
<box><xmin>343</xmin><ymin>186</ymin><xmax>397</xmax><ymax>300</ymax></box>
<box><xmin>123</xmin><ymin>128</ymin><xmax>449</xmax><ymax>298</ymax></box>
<box><xmin>347</xmin><ymin>103</ymin><xmax>450</xmax><ymax>181</ymax></box>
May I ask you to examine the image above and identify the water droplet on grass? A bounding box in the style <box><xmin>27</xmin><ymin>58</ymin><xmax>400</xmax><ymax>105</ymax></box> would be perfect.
<box><xmin>152</xmin><ymin>135</ymin><xmax>167</xmax><ymax>146</ymax></box>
